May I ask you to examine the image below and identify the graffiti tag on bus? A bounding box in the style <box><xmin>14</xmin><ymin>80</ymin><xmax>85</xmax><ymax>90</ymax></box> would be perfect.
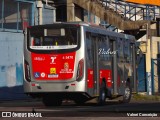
<box><xmin>98</xmin><ymin>48</ymin><xmax>118</xmax><ymax>55</ymax></box>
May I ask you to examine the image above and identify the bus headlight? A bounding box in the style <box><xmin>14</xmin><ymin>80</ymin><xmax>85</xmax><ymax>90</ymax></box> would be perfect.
<box><xmin>24</xmin><ymin>60</ymin><xmax>31</xmax><ymax>82</ymax></box>
<box><xmin>76</xmin><ymin>59</ymin><xmax>84</xmax><ymax>81</ymax></box>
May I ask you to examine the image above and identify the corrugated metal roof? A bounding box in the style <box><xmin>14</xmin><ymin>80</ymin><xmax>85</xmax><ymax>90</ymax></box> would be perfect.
<box><xmin>124</xmin><ymin>0</ymin><xmax>160</xmax><ymax>6</ymax></box>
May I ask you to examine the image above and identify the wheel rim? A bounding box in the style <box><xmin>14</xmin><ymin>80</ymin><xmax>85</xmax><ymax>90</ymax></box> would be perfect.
<box><xmin>124</xmin><ymin>87</ymin><xmax>130</xmax><ymax>100</ymax></box>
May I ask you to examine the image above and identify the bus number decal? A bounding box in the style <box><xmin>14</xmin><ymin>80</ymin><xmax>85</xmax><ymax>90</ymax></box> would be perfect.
<box><xmin>63</xmin><ymin>56</ymin><xmax>73</xmax><ymax>59</ymax></box>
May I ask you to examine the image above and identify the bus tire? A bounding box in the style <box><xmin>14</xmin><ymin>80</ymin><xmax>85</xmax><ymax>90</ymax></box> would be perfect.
<box><xmin>97</xmin><ymin>81</ymin><xmax>106</xmax><ymax>105</ymax></box>
<box><xmin>74</xmin><ymin>99</ymin><xmax>86</xmax><ymax>105</ymax></box>
<box><xmin>123</xmin><ymin>83</ymin><xmax>132</xmax><ymax>103</ymax></box>
<box><xmin>42</xmin><ymin>96</ymin><xmax>62</xmax><ymax>106</ymax></box>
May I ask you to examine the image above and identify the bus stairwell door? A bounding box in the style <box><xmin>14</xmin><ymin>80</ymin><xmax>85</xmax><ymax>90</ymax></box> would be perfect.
<box><xmin>110</xmin><ymin>39</ymin><xmax>118</xmax><ymax>95</ymax></box>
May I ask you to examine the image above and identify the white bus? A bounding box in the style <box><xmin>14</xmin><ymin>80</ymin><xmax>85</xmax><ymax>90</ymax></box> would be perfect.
<box><xmin>23</xmin><ymin>22</ymin><xmax>137</xmax><ymax>106</ymax></box>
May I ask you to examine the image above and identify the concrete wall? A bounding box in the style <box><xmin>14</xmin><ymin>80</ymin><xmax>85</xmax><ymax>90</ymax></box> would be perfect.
<box><xmin>0</xmin><ymin>32</ymin><xmax>29</xmax><ymax>100</ymax></box>
<box><xmin>0</xmin><ymin>0</ymin><xmax>57</xmax><ymax>100</ymax></box>
<box><xmin>43</xmin><ymin>7</ymin><xmax>55</xmax><ymax>24</ymax></box>
<box><xmin>0</xmin><ymin>32</ymin><xmax>23</xmax><ymax>87</ymax></box>
<box><xmin>151</xmin><ymin>37</ymin><xmax>160</xmax><ymax>93</ymax></box>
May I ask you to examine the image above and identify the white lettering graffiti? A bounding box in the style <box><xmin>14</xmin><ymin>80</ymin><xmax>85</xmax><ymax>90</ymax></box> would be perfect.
<box><xmin>98</xmin><ymin>48</ymin><xmax>117</xmax><ymax>55</ymax></box>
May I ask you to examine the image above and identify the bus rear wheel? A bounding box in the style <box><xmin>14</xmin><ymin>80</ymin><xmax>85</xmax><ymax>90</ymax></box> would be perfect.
<box><xmin>42</xmin><ymin>95</ymin><xmax>62</xmax><ymax>106</ymax></box>
<box><xmin>74</xmin><ymin>99</ymin><xmax>86</xmax><ymax>105</ymax></box>
<box><xmin>122</xmin><ymin>83</ymin><xmax>132</xmax><ymax>103</ymax></box>
<box><xmin>73</xmin><ymin>95</ymin><xmax>87</xmax><ymax>105</ymax></box>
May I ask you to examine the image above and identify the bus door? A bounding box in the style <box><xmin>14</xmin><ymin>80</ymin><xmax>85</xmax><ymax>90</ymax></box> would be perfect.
<box><xmin>117</xmin><ymin>38</ymin><xmax>125</xmax><ymax>94</ymax></box>
<box><xmin>91</xmin><ymin>35</ymin><xmax>111</xmax><ymax>96</ymax></box>
<box><xmin>92</xmin><ymin>35</ymin><xmax>99</xmax><ymax>96</ymax></box>
<box><xmin>130</xmin><ymin>43</ymin><xmax>136</xmax><ymax>92</ymax></box>
<box><xmin>86</xmin><ymin>33</ymin><xmax>100</xmax><ymax>96</ymax></box>
<box><xmin>86</xmin><ymin>32</ymin><xmax>99</xmax><ymax>96</ymax></box>
<box><xmin>110</xmin><ymin>39</ymin><xmax>118</xmax><ymax>95</ymax></box>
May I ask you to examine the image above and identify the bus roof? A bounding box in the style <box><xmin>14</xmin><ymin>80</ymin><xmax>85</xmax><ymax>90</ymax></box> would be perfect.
<box><xmin>28</xmin><ymin>22</ymin><xmax>136</xmax><ymax>42</ymax></box>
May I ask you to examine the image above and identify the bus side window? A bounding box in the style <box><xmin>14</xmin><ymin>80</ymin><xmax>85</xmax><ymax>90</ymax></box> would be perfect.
<box><xmin>117</xmin><ymin>38</ymin><xmax>123</xmax><ymax>62</ymax></box>
<box><xmin>86</xmin><ymin>32</ymin><xmax>94</xmax><ymax>68</ymax></box>
<box><xmin>98</xmin><ymin>38</ymin><xmax>101</xmax><ymax>60</ymax></box>
<box><xmin>104</xmin><ymin>36</ymin><xmax>109</xmax><ymax>61</ymax></box>
<box><xmin>86</xmin><ymin>32</ymin><xmax>92</xmax><ymax>61</ymax></box>
<box><xmin>124</xmin><ymin>40</ymin><xmax>130</xmax><ymax>63</ymax></box>
<box><xmin>130</xmin><ymin>45</ymin><xmax>133</xmax><ymax>63</ymax></box>
<box><xmin>98</xmin><ymin>37</ymin><xmax>105</xmax><ymax>61</ymax></box>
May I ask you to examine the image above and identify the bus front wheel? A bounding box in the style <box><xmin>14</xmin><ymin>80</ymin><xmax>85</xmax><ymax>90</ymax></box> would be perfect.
<box><xmin>97</xmin><ymin>81</ymin><xmax>106</xmax><ymax>105</ymax></box>
<box><xmin>122</xmin><ymin>83</ymin><xmax>132</xmax><ymax>103</ymax></box>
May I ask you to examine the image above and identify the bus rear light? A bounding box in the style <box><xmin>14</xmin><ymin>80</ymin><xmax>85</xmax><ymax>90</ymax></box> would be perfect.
<box><xmin>71</xmin><ymin>84</ymin><xmax>75</xmax><ymax>86</ymax></box>
<box><xmin>76</xmin><ymin>59</ymin><xmax>84</xmax><ymax>81</ymax></box>
<box><xmin>32</xmin><ymin>83</ymin><xmax>39</xmax><ymax>87</ymax></box>
<box><xmin>32</xmin><ymin>84</ymin><xmax>36</xmax><ymax>86</ymax></box>
<box><xmin>24</xmin><ymin>60</ymin><xmax>31</xmax><ymax>82</ymax></box>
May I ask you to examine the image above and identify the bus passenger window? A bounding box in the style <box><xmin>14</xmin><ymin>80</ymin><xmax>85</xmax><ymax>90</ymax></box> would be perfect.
<box><xmin>55</xmin><ymin>38</ymin><xmax>58</xmax><ymax>46</ymax></box>
<box><xmin>34</xmin><ymin>38</ymin><xmax>41</xmax><ymax>46</ymax></box>
<box><xmin>66</xmin><ymin>29</ymin><xmax>77</xmax><ymax>45</ymax></box>
<box><xmin>43</xmin><ymin>37</ymin><xmax>53</xmax><ymax>46</ymax></box>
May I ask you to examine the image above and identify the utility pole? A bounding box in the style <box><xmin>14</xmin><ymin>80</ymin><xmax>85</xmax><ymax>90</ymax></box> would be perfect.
<box><xmin>37</xmin><ymin>0</ymin><xmax>43</xmax><ymax>25</ymax></box>
<box><xmin>67</xmin><ymin>0</ymin><xmax>75</xmax><ymax>22</ymax></box>
<box><xmin>145</xmin><ymin>22</ymin><xmax>152</xmax><ymax>95</ymax></box>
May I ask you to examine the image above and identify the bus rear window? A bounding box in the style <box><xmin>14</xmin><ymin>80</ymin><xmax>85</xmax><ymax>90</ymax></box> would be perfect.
<box><xmin>28</xmin><ymin>27</ymin><xmax>80</xmax><ymax>50</ymax></box>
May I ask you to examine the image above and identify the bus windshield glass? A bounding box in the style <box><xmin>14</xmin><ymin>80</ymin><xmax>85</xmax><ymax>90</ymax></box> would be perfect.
<box><xmin>28</xmin><ymin>27</ymin><xmax>80</xmax><ymax>50</ymax></box>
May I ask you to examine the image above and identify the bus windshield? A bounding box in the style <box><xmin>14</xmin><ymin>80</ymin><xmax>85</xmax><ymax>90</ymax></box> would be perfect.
<box><xmin>28</xmin><ymin>27</ymin><xmax>80</xmax><ymax>50</ymax></box>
